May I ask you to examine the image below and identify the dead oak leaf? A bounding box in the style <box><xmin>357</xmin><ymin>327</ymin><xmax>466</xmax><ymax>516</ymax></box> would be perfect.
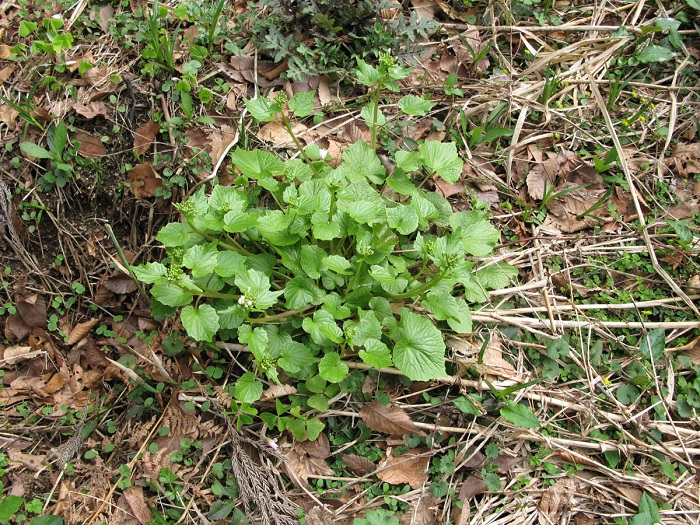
<box><xmin>74</xmin><ymin>131</ymin><xmax>107</xmax><ymax>158</ymax></box>
<box><xmin>126</xmin><ymin>163</ymin><xmax>162</xmax><ymax>198</ymax></box>
<box><xmin>342</xmin><ymin>454</ymin><xmax>376</xmax><ymax>476</ymax></box>
<box><xmin>133</xmin><ymin>121</ymin><xmax>160</xmax><ymax>155</ymax></box>
<box><xmin>73</xmin><ymin>101</ymin><xmax>110</xmax><ymax>119</ymax></box>
<box><xmin>360</xmin><ymin>401</ymin><xmax>426</xmax><ymax>436</ymax></box>
<box><xmin>377</xmin><ymin>447</ymin><xmax>429</xmax><ymax>488</ymax></box>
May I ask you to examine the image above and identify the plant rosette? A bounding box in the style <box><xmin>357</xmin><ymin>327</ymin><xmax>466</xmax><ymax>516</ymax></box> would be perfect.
<box><xmin>133</xmin><ymin>72</ymin><xmax>516</xmax><ymax>423</ymax></box>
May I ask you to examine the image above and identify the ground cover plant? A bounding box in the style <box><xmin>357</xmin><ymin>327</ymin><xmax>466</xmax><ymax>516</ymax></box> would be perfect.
<box><xmin>0</xmin><ymin>0</ymin><xmax>700</xmax><ymax>524</ymax></box>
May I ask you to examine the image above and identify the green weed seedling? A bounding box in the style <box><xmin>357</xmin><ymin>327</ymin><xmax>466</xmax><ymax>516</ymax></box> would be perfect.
<box><xmin>134</xmin><ymin>55</ymin><xmax>515</xmax><ymax>437</ymax></box>
<box><xmin>19</xmin><ymin>121</ymin><xmax>76</xmax><ymax>190</ymax></box>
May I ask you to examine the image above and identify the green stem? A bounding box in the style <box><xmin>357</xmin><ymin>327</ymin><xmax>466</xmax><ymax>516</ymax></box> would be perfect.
<box><xmin>186</xmin><ymin>219</ymin><xmax>250</xmax><ymax>255</ymax></box>
<box><xmin>344</xmin><ymin>260</ymin><xmax>364</xmax><ymax>295</ymax></box>
<box><xmin>370</xmin><ymin>83</ymin><xmax>382</xmax><ymax>151</ymax></box>
<box><xmin>282</xmin><ymin>114</ymin><xmax>320</xmax><ymax>177</ymax></box>
<box><xmin>385</xmin><ymin>269</ymin><xmax>448</xmax><ymax>301</ymax></box>
<box><xmin>247</xmin><ymin>304</ymin><xmax>314</xmax><ymax>324</ymax></box>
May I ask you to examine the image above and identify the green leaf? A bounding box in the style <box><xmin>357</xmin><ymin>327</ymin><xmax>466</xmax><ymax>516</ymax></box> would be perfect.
<box><xmin>300</xmin><ymin>244</ymin><xmax>325</xmax><ymax>279</ymax></box>
<box><xmin>305</xmin><ymin>418</ymin><xmax>325</xmax><ymax>440</ymax></box>
<box><xmin>637</xmin><ymin>44</ymin><xmax>676</xmax><ymax>63</ymax></box>
<box><xmin>386</xmin><ymin>204</ymin><xmax>419</xmax><ymax>235</ymax></box>
<box><xmin>307</xmin><ymin>393</ymin><xmax>329</xmax><ymax>411</ymax></box>
<box><xmin>391</xmin><ymin>309</ymin><xmax>446</xmax><ymax>381</ymax></box>
<box><xmin>245</xmin><ymin>97</ymin><xmax>281</xmax><ymax>121</ymax></box>
<box><xmin>215</xmin><ymin>251</ymin><xmax>246</xmax><ymax>278</ymax></box>
<box><xmin>311</xmin><ymin>212</ymin><xmax>345</xmax><ymax>240</ymax></box>
<box><xmin>360</xmin><ymin>103</ymin><xmax>387</xmax><ymax>127</ymax></box>
<box><xmin>686</xmin><ymin>0</ymin><xmax>700</xmax><ymax>9</ymax></box>
<box><xmin>640</xmin><ymin>328</ymin><xmax>665</xmax><ymax>361</ymax></box>
<box><xmin>181</xmin><ymin>304</ymin><xmax>219</xmax><ymax>342</ymax></box>
<box><xmin>279</xmin><ymin>341</ymin><xmax>316</xmax><ymax>374</ymax></box>
<box><xmin>458</xmin><ymin>220</ymin><xmax>499</xmax><ymax>256</ymax></box>
<box><xmin>477</xmin><ymin>262</ymin><xmax>518</xmax><ymax>290</ymax></box>
<box><xmin>151</xmin><ymin>282</ymin><xmax>193</xmax><ymax>307</ymax></box>
<box><xmin>234</xmin><ymin>372</ymin><xmax>263</xmax><ymax>403</ymax></box>
<box><xmin>30</xmin><ymin>517</ymin><xmax>64</xmax><ymax>525</ymax></box>
<box><xmin>235</xmin><ymin>269</ymin><xmax>283</xmax><ymax>310</ymax></box>
<box><xmin>355</xmin><ymin>58</ymin><xmax>380</xmax><ymax>86</ymax></box>
<box><xmin>386</xmin><ymin>169</ymin><xmax>418</xmax><ymax>196</ymax></box>
<box><xmin>422</xmin><ymin>292</ymin><xmax>472</xmax><ymax>333</ymax></box>
<box><xmin>229</xmin><ymin>148</ymin><xmax>284</xmax><ymax>180</ymax></box>
<box><xmin>398</xmin><ymin>95</ymin><xmax>435</xmax><ymax>116</ymax></box>
<box><xmin>359</xmin><ymin>338</ymin><xmax>393</xmax><ymax>369</ymax></box>
<box><xmin>318</xmin><ymin>352</ymin><xmax>349</xmax><ymax>383</ymax></box>
<box><xmin>284</xmin><ymin>276</ymin><xmax>325</xmax><ymax>309</ymax></box>
<box><xmin>481</xmin><ymin>470</ymin><xmax>501</xmax><ymax>493</ymax></box>
<box><xmin>20</xmin><ymin>141</ymin><xmax>53</xmax><ymax>159</ymax></box>
<box><xmin>500</xmin><ymin>400</ymin><xmax>540</xmax><ymax>428</ymax></box>
<box><xmin>183</xmin><ymin>243</ymin><xmax>219</xmax><ymax>278</ymax></box>
<box><xmin>344</xmin><ymin>309</ymin><xmax>382</xmax><ymax>347</ymax></box>
<box><xmin>322</xmin><ymin>255</ymin><xmax>352</xmax><ymax>275</ymax></box>
<box><xmin>339</xmin><ymin>140</ymin><xmax>386</xmax><ymax>184</ymax></box>
<box><xmin>238</xmin><ymin>325</ymin><xmax>270</xmax><ymax>362</ymax></box>
<box><xmin>324</xmin><ymin>293</ymin><xmax>352</xmax><ymax>319</ymax></box>
<box><xmin>394</xmin><ymin>151</ymin><xmax>422</xmax><ymax>172</ymax></box>
<box><xmin>420</xmin><ymin>141</ymin><xmax>463</xmax><ymax>184</ymax></box>
<box><xmin>302</xmin><ymin>309</ymin><xmax>343</xmax><ymax>346</ymax></box>
<box><xmin>453</xmin><ymin>395</ymin><xmax>481</xmax><ymax>415</ymax></box>
<box><xmin>132</xmin><ymin>262</ymin><xmax>167</xmax><ymax>284</ymax></box>
<box><xmin>288</xmin><ymin>90</ymin><xmax>315</xmax><ymax>117</ymax></box>
<box><xmin>156</xmin><ymin>222</ymin><xmax>193</xmax><ymax>247</ymax></box>
<box><xmin>615</xmin><ymin>384</ymin><xmax>640</xmax><ymax>405</ymax></box>
<box><xmin>369</xmin><ymin>264</ymin><xmax>408</xmax><ymax>295</ymax></box>
<box><xmin>0</xmin><ymin>495</ymin><xmax>23</xmax><ymax>520</ymax></box>
<box><xmin>337</xmin><ymin>181</ymin><xmax>386</xmax><ymax>224</ymax></box>
<box><xmin>353</xmin><ymin>508</ymin><xmax>399</xmax><ymax>525</ymax></box>
<box><xmin>630</xmin><ymin>493</ymin><xmax>660</xmax><ymax>525</ymax></box>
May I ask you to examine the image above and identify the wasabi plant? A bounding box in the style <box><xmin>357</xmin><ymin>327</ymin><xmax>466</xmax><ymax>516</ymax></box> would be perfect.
<box><xmin>134</xmin><ymin>54</ymin><xmax>516</xmax><ymax>437</ymax></box>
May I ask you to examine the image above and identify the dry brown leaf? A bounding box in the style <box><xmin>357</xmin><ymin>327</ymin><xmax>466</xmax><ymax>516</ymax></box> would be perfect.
<box><xmin>669</xmin><ymin>143</ymin><xmax>700</xmax><ymax>177</ymax></box>
<box><xmin>81</xmin><ymin>65</ymin><xmax>114</xmax><ymax>87</ymax></box>
<box><xmin>208</xmin><ymin>125</ymin><xmax>237</xmax><ymax>168</ymax></box>
<box><xmin>123</xmin><ymin>486</ymin><xmax>154</xmax><ymax>524</ymax></box>
<box><xmin>0</xmin><ymin>104</ymin><xmax>19</xmax><ymax>126</ymax></box>
<box><xmin>400</xmin><ymin>496</ymin><xmax>439</xmax><ymax>525</ymax></box>
<box><xmin>306</xmin><ymin>506</ymin><xmax>336</xmax><ymax>525</ymax></box>
<box><xmin>67</xmin><ymin>319</ymin><xmax>99</xmax><ymax>346</ymax></box>
<box><xmin>260</xmin><ymin>383</ymin><xmax>297</xmax><ymax>401</ymax></box>
<box><xmin>538</xmin><ymin>477</ymin><xmax>576</xmax><ymax>525</ymax></box>
<box><xmin>17</xmin><ymin>294</ymin><xmax>47</xmax><ymax>329</ymax></box>
<box><xmin>317</xmin><ymin>75</ymin><xmax>334</xmax><ymax>106</ymax></box>
<box><xmin>342</xmin><ymin>454</ymin><xmax>376</xmax><ymax>476</ymax></box>
<box><xmin>359</xmin><ymin>401</ymin><xmax>426</xmax><ymax>436</ymax></box>
<box><xmin>377</xmin><ymin>447</ymin><xmax>429</xmax><ymax>487</ymax></box>
<box><xmin>0</xmin><ymin>45</ymin><xmax>11</xmax><ymax>60</ymax></box>
<box><xmin>4</xmin><ymin>314</ymin><xmax>30</xmax><ymax>342</ymax></box>
<box><xmin>7</xmin><ymin>447</ymin><xmax>46</xmax><ymax>471</ymax></box>
<box><xmin>526</xmin><ymin>153</ymin><xmax>563</xmax><ymax>200</ymax></box>
<box><xmin>91</xmin><ymin>4</ymin><xmax>115</xmax><ymax>33</ymax></box>
<box><xmin>102</xmin><ymin>273</ymin><xmax>138</xmax><ymax>294</ymax></box>
<box><xmin>0</xmin><ymin>65</ymin><xmax>14</xmax><ymax>83</ymax></box>
<box><xmin>257</xmin><ymin>120</ymin><xmax>297</xmax><ymax>148</ymax></box>
<box><xmin>283</xmin><ymin>442</ymin><xmax>334</xmax><ymax>483</ymax></box>
<box><xmin>73</xmin><ymin>101</ymin><xmax>110</xmax><ymax>119</ymax></box>
<box><xmin>74</xmin><ymin>131</ymin><xmax>107</xmax><ymax>158</ymax></box>
<box><xmin>2</xmin><ymin>346</ymin><xmax>39</xmax><ymax>365</ymax></box>
<box><xmin>126</xmin><ymin>163</ymin><xmax>162</xmax><ymax>198</ymax></box>
<box><xmin>479</xmin><ymin>335</ymin><xmax>519</xmax><ymax>380</ymax></box>
<box><xmin>133</xmin><ymin>121</ymin><xmax>160</xmax><ymax>155</ymax></box>
<box><xmin>300</xmin><ymin>432</ymin><xmax>330</xmax><ymax>459</ymax></box>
